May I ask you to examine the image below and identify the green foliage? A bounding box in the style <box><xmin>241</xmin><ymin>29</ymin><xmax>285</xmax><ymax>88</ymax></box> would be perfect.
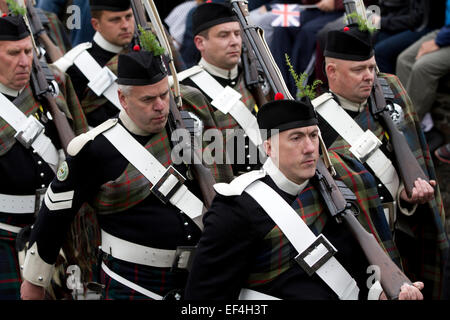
<box><xmin>6</xmin><ymin>0</ymin><xmax>26</xmax><ymax>16</ymax></box>
<box><xmin>345</xmin><ymin>12</ymin><xmax>377</xmax><ymax>33</ymax></box>
<box><xmin>138</xmin><ymin>25</ymin><xmax>165</xmax><ymax>56</ymax></box>
<box><xmin>285</xmin><ymin>53</ymin><xmax>322</xmax><ymax>100</ymax></box>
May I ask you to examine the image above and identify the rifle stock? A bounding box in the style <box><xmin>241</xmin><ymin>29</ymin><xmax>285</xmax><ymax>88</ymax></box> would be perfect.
<box><xmin>30</xmin><ymin>54</ymin><xmax>75</xmax><ymax>153</ymax></box>
<box><xmin>25</xmin><ymin>0</ymin><xmax>64</xmax><ymax>62</ymax></box>
<box><xmin>371</xmin><ymin>77</ymin><xmax>429</xmax><ymax>198</ymax></box>
<box><xmin>315</xmin><ymin>160</ymin><xmax>412</xmax><ymax>300</ymax></box>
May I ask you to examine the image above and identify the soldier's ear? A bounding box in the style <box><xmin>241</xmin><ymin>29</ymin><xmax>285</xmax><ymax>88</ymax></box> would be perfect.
<box><xmin>263</xmin><ymin>140</ymin><xmax>271</xmax><ymax>157</ymax></box>
<box><xmin>193</xmin><ymin>35</ymin><xmax>205</xmax><ymax>51</ymax></box>
<box><xmin>325</xmin><ymin>62</ymin><xmax>337</xmax><ymax>81</ymax></box>
<box><xmin>91</xmin><ymin>18</ymin><xmax>100</xmax><ymax>32</ymax></box>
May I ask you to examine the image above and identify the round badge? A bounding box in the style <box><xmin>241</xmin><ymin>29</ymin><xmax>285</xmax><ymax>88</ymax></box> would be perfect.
<box><xmin>57</xmin><ymin>161</ymin><xmax>69</xmax><ymax>181</ymax></box>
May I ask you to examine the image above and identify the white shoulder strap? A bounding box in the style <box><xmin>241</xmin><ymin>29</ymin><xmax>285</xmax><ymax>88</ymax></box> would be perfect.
<box><xmin>188</xmin><ymin>68</ymin><xmax>264</xmax><ymax>155</ymax></box>
<box><xmin>0</xmin><ymin>92</ymin><xmax>59</xmax><ymax>172</ymax></box>
<box><xmin>312</xmin><ymin>93</ymin><xmax>399</xmax><ymax>199</ymax></box>
<box><xmin>102</xmin><ymin>123</ymin><xmax>205</xmax><ymax>230</ymax></box>
<box><xmin>53</xmin><ymin>42</ymin><xmax>122</xmax><ymax>112</ymax></box>
<box><xmin>214</xmin><ymin>169</ymin><xmax>266</xmax><ymax>196</ymax></box>
<box><xmin>244</xmin><ymin>180</ymin><xmax>360</xmax><ymax>300</ymax></box>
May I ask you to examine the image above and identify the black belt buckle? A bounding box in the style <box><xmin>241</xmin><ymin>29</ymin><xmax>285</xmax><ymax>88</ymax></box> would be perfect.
<box><xmin>150</xmin><ymin>166</ymin><xmax>186</xmax><ymax>204</ymax></box>
<box><xmin>295</xmin><ymin>234</ymin><xmax>337</xmax><ymax>276</ymax></box>
<box><xmin>171</xmin><ymin>245</ymin><xmax>196</xmax><ymax>272</ymax></box>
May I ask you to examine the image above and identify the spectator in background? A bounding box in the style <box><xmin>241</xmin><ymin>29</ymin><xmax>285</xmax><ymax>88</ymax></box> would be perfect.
<box><xmin>36</xmin><ymin>0</ymin><xmax>95</xmax><ymax>46</ymax></box>
<box><xmin>373</xmin><ymin>0</ymin><xmax>446</xmax><ymax>74</ymax></box>
<box><xmin>269</xmin><ymin>0</ymin><xmax>344</xmax><ymax>97</ymax></box>
<box><xmin>396</xmin><ymin>0</ymin><xmax>450</xmax><ymax>160</ymax></box>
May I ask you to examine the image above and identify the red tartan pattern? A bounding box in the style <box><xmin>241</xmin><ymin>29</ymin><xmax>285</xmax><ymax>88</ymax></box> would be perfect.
<box><xmin>92</xmin><ymin>128</ymin><xmax>171</xmax><ymax>214</ymax></box>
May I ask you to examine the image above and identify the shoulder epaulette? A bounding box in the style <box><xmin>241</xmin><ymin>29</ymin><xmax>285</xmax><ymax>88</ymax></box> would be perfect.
<box><xmin>214</xmin><ymin>169</ymin><xmax>266</xmax><ymax>196</ymax></box>
<box><xmin>52</xmin><ymin>42</ymin><xmax>92</xmax><ymax>73</ymax></box>
<box><xmin>67</xmin><ymin>118</ymin><xmax>118</xmax><ymax>156</ymax></box>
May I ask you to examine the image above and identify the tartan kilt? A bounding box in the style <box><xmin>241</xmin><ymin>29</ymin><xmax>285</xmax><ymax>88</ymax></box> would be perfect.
<box><xmin>0</xmin><ymin>237</ymin><xmax>21</xmax><ymax>300</ymax></box>
<box><xmin>100</xmin><ymin>255</ymin><xmax>188</xmax><ymax>300</ymax></box>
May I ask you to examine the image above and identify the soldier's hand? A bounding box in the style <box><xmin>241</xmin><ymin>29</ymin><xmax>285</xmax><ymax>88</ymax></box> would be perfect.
<box><xmin>398</xmin><ymin>282</ymin><xmax>424</xmax><ymax>300</ymax></box>
<box><xmin>379</xmin><ymin>282</ymin><xmax>424</xmax><ymax>300</ymax></box>
<box><xmin>400</xmin><ymin>178</ymin><xmax>436</xmax><ymax>204</ymax></box>
<box><xmin>20</xmin><ymin>280</ymin><xmax>45</xmax><ymax>300</ymax></box>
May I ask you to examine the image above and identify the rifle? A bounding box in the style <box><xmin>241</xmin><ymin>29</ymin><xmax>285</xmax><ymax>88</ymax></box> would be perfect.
<box><xmin>19</xmin><ymin>4</ymin><xmax>76</xmax><ymax>154</ymax></box>
<box><xmin>314</xmin><ymin>159</ymin><xmax>412</xmax><ymax>300</ymax></box>
<box><xmin>231</xmin><ymin>0</ymin><xmax>413</xmax><ymax>299</ymax></box>
<box><xmin>241</xmin><ymin>36</ymin><xmax>268</xmax><ymax>108</ymax></box>
<box><xmin>131</xmin><ymin>0</ymin><xmax>217</xmax><ymax>208</ymax></box>
<box><xmin>343</xmin><ymin>0</ymin><xmax>429</xmax><ymax>198</ymax></box>
<box><xmin>24</xmin><ymin>0</ymin><xmax>64</xmax><ymax>62</ymax></box>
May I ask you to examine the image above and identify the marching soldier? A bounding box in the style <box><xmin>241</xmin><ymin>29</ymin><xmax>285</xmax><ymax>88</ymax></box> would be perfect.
<box><xmin>184</xmin><ymin>97</ymin><xmax>424</xmax><ymax>300</ymax></box>
<box><xmin>0</xmin><ymin>14</ymin><xmax>87</xmax><ymax>299</ymax></box>
<box><xmin>20</xmin><ymin>48</ymin><xmax>231</xmax><ymax>300</ymax></box>
<box><xmin>320</xmin><ymin>23</ymin><xmax>448</xmax><ymax>299</ymax></box>
<box><xmin>53</xmin><ymin>0</ymin><xmax>134</xmax><ymax>127</ymax></box>
<box><xmin>178</xmin><ymin>2</ymin><xmax>266</xmax><ymax>176</ymax></box>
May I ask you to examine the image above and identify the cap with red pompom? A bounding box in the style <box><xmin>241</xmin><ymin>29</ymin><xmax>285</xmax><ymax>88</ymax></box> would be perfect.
<box><xmin>0</xmin><ymin>15</ymin><xmax>29</xmax><ymax>41</ymax></box>
<box><xmin>324</xmin><ymin>24</ymin><xmax>374</xmax><ymax>61</ymax></box>
<box><xmin>118</xmin><ymin>50</ymin><xmax>167</xmax><ymax>86</ymax></box>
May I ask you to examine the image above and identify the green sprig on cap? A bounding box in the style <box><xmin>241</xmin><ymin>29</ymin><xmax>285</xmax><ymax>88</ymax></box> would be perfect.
<box><xmin>345</xmin><ymin>12</ymin><xmax>377</xmax><ymax>33</ymax></box>
<box><xmin>6</xmin><ymin>0</ymin><xmax>26</xmax><ymax>16</ymax></box>
<box><xmin>285</xmin><ymin>53</ymin><xmax>322</xmax><ymax>100</ymax></box>
<box><xmin>137</xmin><ymin>25</ymin><xmax>165</xmax><ymax>56</ymax></box>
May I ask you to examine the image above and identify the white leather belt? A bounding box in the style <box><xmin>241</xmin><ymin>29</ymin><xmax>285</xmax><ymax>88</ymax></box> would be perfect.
<box><xmin>245</xmin><ymin>180</ymin><xmax>359</xmax><ymax>300</ymax></box>
<box><xmin>102</xmin><ymin>123</ymin><xmax>204</xmax><ymax>230</ymax></box>
<box><xmin>183</xmin><ymin>67</ymin><xmax>264</xmax><ymax>157</ymax></box>
<box><xmin>100</xmin><ymin>230</ymin><xmax>194</xmax><ymax>269</ymax></box>
<box><xmin>0</xmin><ymin>192</ymin><xmax>44</xmax><ymax>214</ymax></box>
<box><xmin>0</xmin><ymin>93</ymin><xmax>59</xmax><ymax>173</ymax></box>
<box><xmin>312</xmin><ymin>93</ymin><xmax>399</xmax><ymax>199</ymax></box>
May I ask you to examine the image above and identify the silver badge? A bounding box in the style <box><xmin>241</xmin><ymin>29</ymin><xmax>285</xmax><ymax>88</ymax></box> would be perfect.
<box><xmin>387</xmin><ymin>103</ymin><xmax>404</xmax><ymax>126</ymax></box>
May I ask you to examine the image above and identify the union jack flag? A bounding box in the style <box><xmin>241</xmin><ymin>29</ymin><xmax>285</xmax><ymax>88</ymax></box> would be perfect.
<box><xmin>271</xmin><ymin>4</ymin><xmax>301</xmax><ymax>27</ymax></box>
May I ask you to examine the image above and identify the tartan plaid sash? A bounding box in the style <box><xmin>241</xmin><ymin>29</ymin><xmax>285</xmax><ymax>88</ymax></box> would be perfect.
<box><xmin>92</xmin><ymin>127</ymin><xmax>172</xmax><ymax>214</ymax></box>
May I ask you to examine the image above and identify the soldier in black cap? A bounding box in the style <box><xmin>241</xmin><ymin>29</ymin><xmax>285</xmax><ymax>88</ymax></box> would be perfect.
<box><xmin>184</xmin><ymin>96</ymin><xmax>424</xmax><ymax>300</ymax></box>
<box><xmin>20</xmin><ymin>49</ymin><xmax>231</xmax><ymax>300</ymax></box>
<box><xmin>321</xmin><ymin>23</ymin><xmax>448</xmax><ymax>299</ymax></box>
<box><xmin>0</xmin><ymin>14</ymin><xmax>87</xmax><ymax>299</ymax></box>
<box><xmin>179</xmin><ymin>1</ymin><xmax>266</xmax><ymax>177</ymax></box>
<box><xmin>53</xmin><ymin>0</ymin><xmax>135</xmax><ymax>127</ymax></box>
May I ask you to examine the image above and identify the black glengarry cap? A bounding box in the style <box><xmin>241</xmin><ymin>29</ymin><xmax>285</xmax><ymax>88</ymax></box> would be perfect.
<box><xmin>257</xmin><ymin>97</ymin><xmax>318</xmax><ymax>138</ymax></box>
<box><xmin>192</xmin><ymin>2</ymin><xmax>237</xmax><ymax>36</ymax></box>
<box><xmin>89</xmin><ymin>0</ymin><xmax>131</xmax><ymax>12</ymax></box>
<box><xmin>0</xmin><ymin>15</ymin><xmax>29</xmax><ymax>41</ymax></box>
<box><xmin>117</xmin><ymin>50</ymin><xmax>167</xmax><ymax>86</ymax></box>
<box><xmin>324</xmin><ymin>24</ymin><xmax>374</xmax><ymax>61</ymax></box>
